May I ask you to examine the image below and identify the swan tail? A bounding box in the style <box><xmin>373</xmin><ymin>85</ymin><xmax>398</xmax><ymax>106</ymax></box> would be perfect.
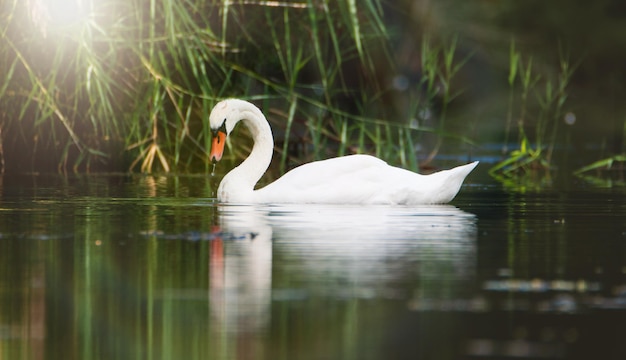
<box><xmin>430</xmin><ymin>161</ymin><xmax>479</xmax><ymax>203</ymax></box>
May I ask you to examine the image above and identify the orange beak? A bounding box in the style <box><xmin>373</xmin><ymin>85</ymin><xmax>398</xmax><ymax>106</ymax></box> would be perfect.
<box><xmin>210</xmin><ymin>131</ymin><xmax>226</xmax><ymax>163</ymax></box>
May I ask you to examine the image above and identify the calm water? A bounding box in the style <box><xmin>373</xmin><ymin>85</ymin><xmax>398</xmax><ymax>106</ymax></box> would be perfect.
<box><xmin>0</xmin><ymin>172</ymin><xmax>625</xmax><ymax>359</ymax></box>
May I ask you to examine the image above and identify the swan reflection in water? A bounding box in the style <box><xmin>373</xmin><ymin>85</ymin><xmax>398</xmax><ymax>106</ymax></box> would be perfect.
<box><xmin>210</xmin><ymin>204</ymin><xmax>477</xmax><ymax>333</ymax></box>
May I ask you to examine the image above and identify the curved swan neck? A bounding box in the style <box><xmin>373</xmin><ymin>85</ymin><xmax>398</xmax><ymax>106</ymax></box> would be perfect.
<box><xmin>219</xmin><ymin>101</ymin><xmax>274</xmax><ymax>199</ymax></box>
<box><xmin>238</xmin><ymin>105</ymin><xmax>274</xmax><ymax>182</ymax></box>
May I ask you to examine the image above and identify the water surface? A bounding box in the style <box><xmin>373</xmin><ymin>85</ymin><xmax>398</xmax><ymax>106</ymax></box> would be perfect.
<box><xmin>0</xmin><ymin>174</ymin><xmax>625</xmax><ymax>359</ymax></box>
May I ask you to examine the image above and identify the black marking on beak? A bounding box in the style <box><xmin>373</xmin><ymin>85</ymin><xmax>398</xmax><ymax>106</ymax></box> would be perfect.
<box><xmin>212</xmin><ymin>119</ymin><xmax>228</xmax><ymax>139</ymax></box>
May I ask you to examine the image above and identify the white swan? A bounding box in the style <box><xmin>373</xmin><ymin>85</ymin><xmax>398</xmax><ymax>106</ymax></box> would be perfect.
<box><xmin>209</xmin><ymin>99</ymin><xmax>478</xmax><ymax>204</ymax></box>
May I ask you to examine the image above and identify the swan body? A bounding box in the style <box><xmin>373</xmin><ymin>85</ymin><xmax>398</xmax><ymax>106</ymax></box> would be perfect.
<box><xmin>209</xmin><ymin>99</ymin><xmax>478</xmax><ymax>204</ymax></box>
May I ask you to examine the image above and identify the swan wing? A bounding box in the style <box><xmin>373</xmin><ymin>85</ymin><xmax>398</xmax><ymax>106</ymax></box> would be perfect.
<box><xmin>254</xmin><ymin>155</ymin><xmax>477</xmax><ymax>204</ymax></box>
<box><xmin>254</xmin><ymin>155</ymin><xmax>387</xmax><ymax>203</ymax></box>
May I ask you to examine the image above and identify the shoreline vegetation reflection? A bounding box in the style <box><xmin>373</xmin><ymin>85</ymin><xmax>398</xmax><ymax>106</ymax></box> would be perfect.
<box><xmin>0</xmin><ymin>175</ymin><xmax>625</xmax><ymax>358</ymax></box>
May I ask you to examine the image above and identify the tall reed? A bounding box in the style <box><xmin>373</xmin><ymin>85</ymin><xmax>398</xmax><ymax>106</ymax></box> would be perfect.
<box><xmin>490</xmin><ymin>41</ymin><xmax>575</xmax><ymax>183</ymax></box>
<box><xmin>0</xmin><ymin>0</ymin><xmax>386</xmax><ymax>172</ymax></box>
<box><xmin>419</xmin><ymin>35</ymin><xmax>470</xmax><ymax>165</ymax></box>
<box><xmin>1</xmin><ymin>0</ymin><xmax>473</xmax><ymax>174</ymax></box>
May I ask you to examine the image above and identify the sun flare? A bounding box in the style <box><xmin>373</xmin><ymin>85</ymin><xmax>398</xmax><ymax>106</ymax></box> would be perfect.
<box><xmin>27</xmin><ymin>0</ymin><xmax>91</xmax><ymax>37</ymax></box>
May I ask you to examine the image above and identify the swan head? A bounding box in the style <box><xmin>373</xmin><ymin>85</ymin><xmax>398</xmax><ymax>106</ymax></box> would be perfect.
<box><xmin>208</xmin><ymin>99</ymin><xmax>272</xmax><ymax>173</ymax></box>
<box><xmin>209</xmin><ymin>99</ymin><xmax>242</xmax><ymax>163</ymax></box>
